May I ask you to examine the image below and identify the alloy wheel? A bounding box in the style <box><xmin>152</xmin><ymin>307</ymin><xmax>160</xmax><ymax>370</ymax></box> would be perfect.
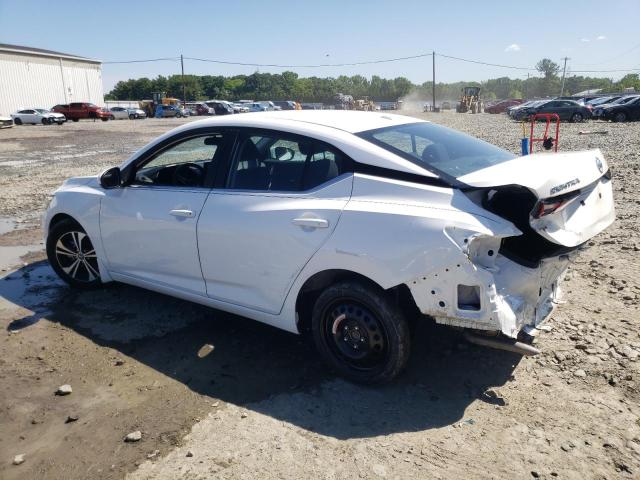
<box><xmin>55</xmin><ymin>231</ymin><xmax>100</xmax><ymax>282</ymax></box>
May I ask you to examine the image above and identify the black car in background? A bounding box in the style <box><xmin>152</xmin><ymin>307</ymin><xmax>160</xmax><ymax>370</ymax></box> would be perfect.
<box><xmin>596</xmin><ymin>95</ymin><xmax>640</xmax><ymax>122</ymax></box>
<box><xmin>592</xmin><ymin>95</ymin><xmax>640</xmax><ymax>121</ymax></box>
<box><xmin>205</xmin><ymin>101</ymin><xmax>234</xmax><ymax>115</ymax></box>
<box><xmin>512</xmin><ymin>99</ymin><xmax>591</xmax><ymax>122</ymax></box>
<box><xmin>273</xmin><ymin>101</ymin><xmax>297</xmax><ymax>110</ymax></box>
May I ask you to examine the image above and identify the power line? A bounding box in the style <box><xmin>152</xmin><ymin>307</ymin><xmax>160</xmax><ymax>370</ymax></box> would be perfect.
<box><xmin>101</xmin><ymin>52</ymin><xmax>639</xmax><ymax>73</ymax></box>
<box><xmin>436</xmin><ymin>53</ymin><xmax>536</xmax><ymax>71</ymax></box>
<box><xmin>103</xmin><ymin>57</ymin><xmax>180</xmax><ymax>64</ymax></box>
<box><xmin>183</xmin><ymin>52</ymin><xmax>432</xmax><ymax>68</ymax></box>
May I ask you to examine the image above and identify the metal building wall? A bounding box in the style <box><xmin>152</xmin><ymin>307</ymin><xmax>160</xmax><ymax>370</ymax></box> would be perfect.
<box><xmin>0</xmin><ymin>51</ymin><xmax>104</xmax><ymax>114</ymax></box>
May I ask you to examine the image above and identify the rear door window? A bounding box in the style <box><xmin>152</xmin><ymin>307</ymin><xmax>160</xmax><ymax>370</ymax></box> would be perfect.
<box><xmin>227</xmin><ymin>131</ymin><xmax>347</xmax><ymax>192</ymax></box>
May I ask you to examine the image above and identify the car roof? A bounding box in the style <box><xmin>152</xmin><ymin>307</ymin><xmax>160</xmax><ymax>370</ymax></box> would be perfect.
<box><xmin>183</xmin><ymin>110</ymin><xmax>417</xmax><ymax>134</ymax></box>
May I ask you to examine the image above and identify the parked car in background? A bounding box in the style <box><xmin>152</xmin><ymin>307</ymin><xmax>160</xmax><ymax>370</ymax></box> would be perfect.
<box><xmin>595</xmin><ymin>95</ymin><xmax>640</xmax><ymax>122</ymax></box>
<box><xmin>44</xmin><ymin>111</ymin><xmax>615</xmax><ymax>384</ymax></box>
<box><xmin>110</xmin><ymin>107</ymin><xmax>132</xmax><ymax>120</ymax></box>
<box><xmin>512</xmin><ymin>99</ymin><xmax>591</xmax><ymax>122</ymax></box>
<box><xmin>187</xmin><ymin>102</ymin><xmax>215</xmax><ymax>116</ymax></box>
<box><xmin>233</xmin><ymin>103</ymin><xmax>250</xmax><ymax>113</ymax></box>
<box><xmin>258</xmin><ymin>101</ymin><xmax>281</xmax><ymax>111</ymax></box>
<box><xmin>127</xmin><ymin>107</ymin><xmax>147</xmax><ymax>119</ymax></box>
<box><xmin>205</xmin><ymin>101</ymin><xmax>234</xmax><ymax>115</ymax></box>
<box><xmin>52</xmin><ymin>103</ymin><xmax>112</xmax><ymax>122</ymax></box>
<box><xmin>507</xmin><ymin>100</ymin><xmax>545</xmax><ymax>117</ymax></box>
<box><xmin>245</xmin><ymin>102</ymin><xmax>269</xmax><ymax>112</ymax></box>
<box><xmin>273</xmin><ymin>101</ymin><xmax>298</xmax><ymax>110</ymax></box>
<box><xmin>11</xmin><ymin>108</ymin><xmax>66</xmax><ymax>125</ymax></box>
<box><xmin>586</xmin><ymin>96</ymin><xmax>622</xmax><ymax>108</ymax></box>
<box><xmin>592</xmin><ymin>95</ymin><xmax>640</xmax><ymax>119</ymax></box>
<box><xmin>485</xmin><ymin>99</ymin><xmax>523</xmax><ymax>114</ymax></box>
<box><xmin>154</xmin><ymin>104</ymin><xmax>183</xmax><ymax>118</ymax></box>
<box><xmin>0</xmin><ymin>115</ymin><xmax>14</xmax><ymax>128</ymax></box>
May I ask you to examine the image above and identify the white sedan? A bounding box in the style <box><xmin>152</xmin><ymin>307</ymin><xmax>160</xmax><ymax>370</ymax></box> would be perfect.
<box><xmin>109</xmin><ymin>107</ymin><xmax>146</xmax><ymax>120</ymax></box>
<box><xmin>12</xmin><ymin>108</ymin><xmax>66</xmax><ymax>125</ymax></box>
<box><xmin>43</xmin><ymin>111</ymin><xmax>615</xmax><ymax>383</ymax></box>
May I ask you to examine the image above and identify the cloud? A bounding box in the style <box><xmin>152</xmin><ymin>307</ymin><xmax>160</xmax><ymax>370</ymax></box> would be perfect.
<box><xmin>596</xmin><ymin>35</ymin><xmax>607</xmax><ymax>40</ymax></box>
<box><xmin>580</xmin><ymin>38</ymin><xmax>590</xmax><ymax>42</ymax></box>
<box><xmin>504</xmin><ymin>44</ymin><xmax>521</xmax><ymax>52</ymax></box>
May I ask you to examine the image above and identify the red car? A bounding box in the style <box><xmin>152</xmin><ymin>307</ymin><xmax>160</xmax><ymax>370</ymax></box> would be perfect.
<box><xmin>485</xmin><ymin>99</ymin><xmax>523</xmax><ymax>114</ymax></box>
<box><xmin>51</xmin><ymin>103</ymin><xmax>113</xmax><ymax>122</ymax></box>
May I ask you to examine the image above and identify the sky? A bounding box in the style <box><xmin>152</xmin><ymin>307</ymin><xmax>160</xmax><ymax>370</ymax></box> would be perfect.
<box><xmin>1</xmin><ymin>0</ymin><xmax>638</xmax><ymax>93</ymax></box>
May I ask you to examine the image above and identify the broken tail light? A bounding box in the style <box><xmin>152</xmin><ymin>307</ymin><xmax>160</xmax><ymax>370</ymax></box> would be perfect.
<box><xmin>531</xmin><ymin>191</ymin><xmax>581</xmax><ymax>219</ymax></box>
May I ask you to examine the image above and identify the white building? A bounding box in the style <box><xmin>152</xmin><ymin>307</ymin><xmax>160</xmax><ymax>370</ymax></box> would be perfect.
<box><xmin>0</xmin><ymin>43</ymin><xmax>104</xmax><ymax>115</ymax></box>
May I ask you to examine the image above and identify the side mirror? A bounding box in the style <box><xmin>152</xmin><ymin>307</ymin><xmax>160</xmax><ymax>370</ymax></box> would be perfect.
<box><xmin>100</xmin><ymin>167</ymin><xmax>121</xmax><ymax>189</ymax></box>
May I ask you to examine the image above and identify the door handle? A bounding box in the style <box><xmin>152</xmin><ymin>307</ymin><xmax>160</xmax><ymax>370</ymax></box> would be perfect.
<box><xmin>292</xmin><ymin>217</ymin><xmax>329</xmax><ymax>229</ymax></box>
<box><xmin>170</xmin><ymin>209</ymin><xmax>195</xmax><ymax>218</ymax></box>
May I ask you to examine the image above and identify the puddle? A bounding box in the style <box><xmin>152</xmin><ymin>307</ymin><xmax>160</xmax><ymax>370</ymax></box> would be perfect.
<box><xmin>0</xmin><ymin>244</ymin><xmax>42</xmax><ymax>271</ymax></box>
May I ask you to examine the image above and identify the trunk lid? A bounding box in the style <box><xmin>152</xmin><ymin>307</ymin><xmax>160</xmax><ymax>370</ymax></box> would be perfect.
<box><xmin>458</xmin><ymin>149</ymin><xmax>615</xmax><ymax>247</ymax></box>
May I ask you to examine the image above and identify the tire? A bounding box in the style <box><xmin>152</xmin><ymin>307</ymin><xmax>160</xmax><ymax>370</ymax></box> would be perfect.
<box><xmin>14</xmin><ymin>118</ymin><xmax>22</xmax><ymax>125</ymax></box>
<box><xmin>311</xmin><ymin>281</ymin><xmax>411</xmax><ymax>384</ymax></box>
<box><xmin>571</xmin><ymin>112</ymin><xmax>584</xmax><ymax>123</ymax></box>
<box><xmin>42</xmin><ymin>118</ymin><xmax>50</xmax><ymax>125</ymax></box>
<box><xmin>46</xmin><ymin>219</ymin><xmax>102</xmax><ymax>289</ymax></box>
<box><xmin>614</xmin><ymin>112</ymin><xmax>627</xmax><ymax>123</ymax></box>
<box><xmin>101</xmin><ymin>117</ymin><xmax>109</xmax><ymax>122</ymax></box>
<box><xmin>129</xmin><ymin>114</ymin><xmax>135</xmax><ymax>120</ymax></box>
<box><xmin>176</xmin><ymin>113</ymin><xmax>182</xmax><ymax>118</ymax></box>
<box><xmin>72</xmin><ymin>118</ymin><xmax>79</xmax><ymax>122</ymax></box>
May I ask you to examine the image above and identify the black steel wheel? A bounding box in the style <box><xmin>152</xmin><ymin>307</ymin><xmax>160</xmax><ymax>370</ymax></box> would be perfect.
<box><xmin>311</xmin><ymin>281</ymin><xmax>410</xmax><ymax>384</ymax></box>
<box><xmin>46</xmin><ymin>219</ymin><xmax>101</xmax><ymax>289</ymax></box>
<box><xmin>14</xmin><ymin>118</ymin><xmax>22</xmax><ymax>125</ymax></box>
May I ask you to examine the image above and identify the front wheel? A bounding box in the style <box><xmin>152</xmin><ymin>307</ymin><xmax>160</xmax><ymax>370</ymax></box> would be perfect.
<box><xmin>46</xmin><ymin>220</ymin><xmax>102</xmax><ymax>289</ymax></box>
<box><xmin>14</xmin><ymin>118</ymin><xmax>22</xmax><ymax>125</ymax></box>
<box><xmin>311</xmin><ymin>281</ymin><xmax>411</xmax><ymax>384</ymax></box>
<box><xmin>42</xmin><ymin>118</ymin><xmax>50</xmax><ymax>125</ymax></box>
<box><xmin>129</xmin><ymin>114</ymin><xmax>135</xmax><ymax>120</ymax></box>
<box><xmin>571</xmin><ymin>112</ymin><xmax>584</xmax><ymax>123</ymax></box>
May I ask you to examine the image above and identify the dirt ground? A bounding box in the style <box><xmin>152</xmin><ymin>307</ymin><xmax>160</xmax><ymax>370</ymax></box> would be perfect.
<box><xmin>0</xmin><ymin>113</ymin><xmax>638</xmax><ymax>480</ymax></box>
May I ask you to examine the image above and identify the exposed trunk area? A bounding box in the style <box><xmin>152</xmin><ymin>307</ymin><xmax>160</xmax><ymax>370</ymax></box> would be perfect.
<box><xmin>479</xmin><ymin>186</ymin><xmax>579</xmax><ymax>268</ymax></box>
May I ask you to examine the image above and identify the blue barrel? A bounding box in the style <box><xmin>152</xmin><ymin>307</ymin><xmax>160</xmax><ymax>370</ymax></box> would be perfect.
<box><xmin>521</xmin><ymin>138</ymin><xmax>529</xmax><ymax>156</ymax></box>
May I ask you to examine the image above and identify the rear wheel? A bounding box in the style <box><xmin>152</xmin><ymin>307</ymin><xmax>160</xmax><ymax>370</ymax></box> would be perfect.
<box><xmin>311</xmin><ymin>281</ymin><xmax>411</xmax><ymax>384</ymax></box>
<box><xmin>614</xmin><ymin>111</ymin><xmax>627</xmax><ymax>122</ymax></box>
<box><xmin>46</xmin><ymin>219</ymin><xmax>102</xmax><ymax>289</ymax></box>
<box><xmin>571</xmin><ymin>112</ymin><xmax>584</xmax><ymax>123</ymax></box>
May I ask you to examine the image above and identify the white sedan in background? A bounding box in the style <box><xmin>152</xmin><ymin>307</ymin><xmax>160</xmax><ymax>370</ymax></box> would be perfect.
<box><xmin>43</xmin><ymin>111</ymin><xmax>615</xmax><ymax>384</ymax></box>
<box><xmin>110</xmin><ymin>107</ymin><xmax>146</xmax><ymax>120</ymax></box>
<box><xmin>12</xmin><ymin>108</ymin><xmax>66</xmax><ymax>125</ymax></box>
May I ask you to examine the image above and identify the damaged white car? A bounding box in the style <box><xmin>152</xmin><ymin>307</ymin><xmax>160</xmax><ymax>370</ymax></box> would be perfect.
<box><xmin>43</xmin><ymin>111</ymin><xmax>615</xmax><ymax>383</ymax></box>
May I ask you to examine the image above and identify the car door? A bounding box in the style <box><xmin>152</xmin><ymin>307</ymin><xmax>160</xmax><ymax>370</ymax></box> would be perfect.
<box><xmin>197</xmin><ymin>129</ymin><xmax>353</xmax><ymax>314</ymax></box>
<box><xmin>100</xmin><ymin>130</ymin><xmax>233</xmax><ymax>295</ymax></box>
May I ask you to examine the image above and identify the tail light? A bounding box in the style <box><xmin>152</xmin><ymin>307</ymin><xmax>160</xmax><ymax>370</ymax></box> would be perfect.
<box><xmin>532</xmin><ymin>191</ymin><xmax>581</xmax><ymax>219</ymax></box>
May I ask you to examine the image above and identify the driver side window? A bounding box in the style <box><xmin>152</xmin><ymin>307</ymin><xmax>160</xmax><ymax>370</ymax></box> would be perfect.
<box><xmin>134</xmin><ymin>134</ymin><xmax>224</xmax><ymax>188</ymax></box>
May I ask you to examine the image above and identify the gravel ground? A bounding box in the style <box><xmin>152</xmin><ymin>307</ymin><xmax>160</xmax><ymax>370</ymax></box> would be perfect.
<box><xmin>0</xmin><ymin>112</ymin><xmax>639</xmax><ymax>480</ymax></box>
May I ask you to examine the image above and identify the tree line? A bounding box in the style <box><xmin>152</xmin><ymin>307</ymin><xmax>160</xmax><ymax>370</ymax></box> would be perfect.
<box><xmin>105</xmin><ymin>58</ymin><xmax>639</xmax><ymax>104</ymax></box>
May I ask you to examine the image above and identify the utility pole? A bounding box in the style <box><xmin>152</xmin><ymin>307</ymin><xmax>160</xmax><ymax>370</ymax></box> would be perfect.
<box><xmin>559</xmin><ymin>57</ymin><xmax>569</xmax><ymax>97</ymax></box>
<box><xmin>181</xmin><ymin>54</ymin><xmax>186</xmax><ymax>105</ymax></box>
<box><xmin>432</xmin><ymin>51</ymin><xmax>436</xmax><ymax>111</ymax></box>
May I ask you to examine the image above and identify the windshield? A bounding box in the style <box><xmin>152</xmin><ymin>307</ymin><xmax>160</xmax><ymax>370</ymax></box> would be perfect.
<box><xmin>358</xmin><ymin>122</ymin><xmax>515</xmax><ymax>179</ymax></box>
<box><xmin>587</xmin><ymin>97</ymin><xmax>613</xmax><ymax>106</ymax></box>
